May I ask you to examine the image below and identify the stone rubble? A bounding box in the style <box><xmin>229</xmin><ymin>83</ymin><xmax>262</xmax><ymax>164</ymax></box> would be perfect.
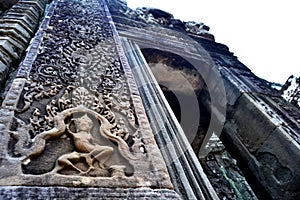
<box><xmin>123</xmin><ymin>6</ymin><xmax>215</xmax><ymax>40</ymax></box>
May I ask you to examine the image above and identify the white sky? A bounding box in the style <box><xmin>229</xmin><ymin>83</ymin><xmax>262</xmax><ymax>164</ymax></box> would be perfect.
<box><xmin>126</xmin><ymin>0</ymin><xmax>300</xmax><ymax>84</ymax></box>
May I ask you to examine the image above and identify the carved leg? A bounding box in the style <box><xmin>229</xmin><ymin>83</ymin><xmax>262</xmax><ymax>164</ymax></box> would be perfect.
<box><xmin>54</xmin><ymin>152</ymin><xmax>85</xmax><ymax>174</ymax></box>
<box><xmin>91</xmin><ymin>146</ymin><xmax>114</xmax><ymax>169</ymax></box>
<box><xmin>79</xmin><ymin>154</ymin><xmax>95</xmax><ymax>175</ymax></box>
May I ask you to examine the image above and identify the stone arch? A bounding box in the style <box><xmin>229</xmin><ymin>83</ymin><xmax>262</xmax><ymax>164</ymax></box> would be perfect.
<box><xmin>140</xmin><ymin>48</ymin><xmax>212</xmax><ymax>155</ymax></box>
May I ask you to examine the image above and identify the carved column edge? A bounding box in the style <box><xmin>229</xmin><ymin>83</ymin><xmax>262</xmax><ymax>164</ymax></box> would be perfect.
<box><xmin>17</xmin><ymin>0</ymin><xmax>58</xmax><ymax>78</ymax></box>
<box><xmin>120</xmin><ymin>37</ymin><xmax>220</xmax><ymax>200</ymax></box>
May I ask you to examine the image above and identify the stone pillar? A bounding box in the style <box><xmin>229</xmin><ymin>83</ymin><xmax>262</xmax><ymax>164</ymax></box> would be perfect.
<box><xmin>0</xmin><ymin>0</ymin><xmax>179</xmax><ymax>198</ymax></box>
<box><xmin>120</xmin><ymin>37</ymin><xmax>219</xmax><ymax>200</ymax></box>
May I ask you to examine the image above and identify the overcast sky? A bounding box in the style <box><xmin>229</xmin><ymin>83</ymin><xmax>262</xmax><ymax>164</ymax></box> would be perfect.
<box><xmin>126</xmin><ymin>0</ymin><xmax>300</xmax><ymax>84</ymax></box>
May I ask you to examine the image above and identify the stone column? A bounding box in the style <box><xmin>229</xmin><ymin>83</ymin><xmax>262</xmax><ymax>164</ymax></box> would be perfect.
<box><xmin>0</xmin><ymin>0</ymin><xmax>179</xmax><ymax>198</ymax></box>
<box><xmin>120</xmin><ymin>37</ymin><xmax>219</xmax><ymax>200</ymax></box>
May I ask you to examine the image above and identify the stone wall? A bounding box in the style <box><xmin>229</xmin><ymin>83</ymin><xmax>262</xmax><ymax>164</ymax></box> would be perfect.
<box><xmin>108</xmin><ymin>0</ymin><xmax>300</xmax><ymax>199</ymax></box>
<box><xmin>0</xmin><ymin>0</ymin><xmax>299</xmax><ymax>199</ymax></box>
<box><xmin>0</xmin><ymin>0</ymin><xmax>180</xmax><ymax>198</ymax></box>
<box><xmin>0</xmin><ymin>0</ymin><xmax>47</xmax><ymax>98</ymax></box>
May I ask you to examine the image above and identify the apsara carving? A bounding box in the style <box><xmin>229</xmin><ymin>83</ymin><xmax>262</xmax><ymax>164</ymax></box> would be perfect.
<box><xmin>11</xmin><ymin>86</ymin><xmax>145</xmax><ymax>177</ymax></box>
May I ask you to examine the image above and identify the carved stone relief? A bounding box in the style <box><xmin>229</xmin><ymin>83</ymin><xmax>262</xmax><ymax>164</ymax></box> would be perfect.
<box><xmin>12</xmin><ymin>86</ymin><xmax>138</xmax><ymax>177</ymax></box>
<box><xmin>0</xmin><ymin>0</ymin><xmax>172</xmax><ymax>189</ymax></box>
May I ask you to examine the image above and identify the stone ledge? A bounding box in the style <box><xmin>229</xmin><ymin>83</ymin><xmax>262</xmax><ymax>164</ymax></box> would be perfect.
<box><xmin>0</xmin><ymin>0</ymin><xmax>47</xmax><ymax>89</ymax></box>
<box><xmin>0</xmin><ymin>36</ymin><xmax>24</xmax><ymax>59</ymax></box>
<box><xmin>4</xmin><ymin>13</ymin><xmax>36</xmax><ymax>27</ymax></box>
<box><xmin>0</xmin><ymin>48</ymin><xmax>12</xmax><ymax>66</ymax></box>
<box><xmin>0</xmin><ymin>29</ymin><xmax>28</xmax><ymax>46</ymax></box>
<box><xmin>0</xmin><ymin>18</ymin><xmax>35</xmax><ymax>34</ymax></box>
<box><xmin>0</xmin><ymin>186</ymin><xmax>181</xmax><ymax>199</ymax></box>
<box><xmin>0</xmin><ymin>23</ymin><xmax>31</xmax><ymax>40</ymax></box>
<box><xmin>11</xmin><ymin>5</ymin><xmax>39</xmax><ymax>20</ymax></box>
<box><xmin>18</xmin><ymin>0</ymin><xmax>46</xmax><ymax>15</ymax></box>
<box><xmin>0</xmin><ymin>19</ymin><xmax>34</xmax><ymax>35</ymax></box>
<box><xmin>8</xmin><ymin>8</ymin><xmax>38</xmax><ymax>22</ymax></box>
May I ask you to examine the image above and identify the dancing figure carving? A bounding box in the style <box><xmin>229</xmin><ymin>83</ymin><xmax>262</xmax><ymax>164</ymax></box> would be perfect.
<box><xmin>53</xmin><ymin>114</ymin><xmax>117</xmax><ymax>175</ymax></box>
<box><xmin>20</xmin><ymin>105</ymin><xmax>134</xmax><ymax>177</ymax></box>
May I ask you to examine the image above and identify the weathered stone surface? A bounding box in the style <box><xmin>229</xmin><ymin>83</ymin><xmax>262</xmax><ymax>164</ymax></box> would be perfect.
<box><xmin>0</xmin><ymin>22</ymin><xmax>31</xmax><ymax>41</ymax></box>
<box><xmin>223</xmin><ymin>93</ymin><xmax>300</xmax><ymax>199</ymax></box>
<box><xmin>0</xmin><ymin>36</ymin><xmax>24</xmax><ymax>59</ymax></box>
<box><xmin>8</xmin><ymin>8</ymin><xmax>38</xmax><ymax>22</ymax></box>
<box><xmin>0</xmin><ymin>28</ymin><xmax>29</xmax><ymax>47</ymax></box>
<box><xmin>18</xmin><ymin>0</ymin><xmax>47</xmax><ymax>15</ymax></box>
<box><xmin>1</xmin><ymin>0</ymin><xmax>299</xmax><ymax>199</ymax></box>
<box><xmin>259</xmin><ymin>94</ymin><xmax>300</xmax><ymax>143</ymax></box>
<box><xmin>114</xmin><ymin>3</ymin><xmax>214</xmax><ymax>41</ymax></box>
<box><xmin>0</xmin><ymin>18</ymin><xmax>35</xmax><ymax>35</ymax></box>
<box><xmin>1</xmin><ymin>78</ymin><xmax>26</xmax><ymax>109</ymax></box>
<box><xmin>0</xmin><ymin>61</ymin><xmax>8</xmax><ymax>86</ymax></box>
<box><xmin>108</xmin><ymin>1</ymin><xmax>300</xmax><ymax>198</ymax></box>
<box><xmin>232</xmin><ymin>94</ymin><xmax>281</xmax><ymax>152</ymax></box>
<box><xmin>0</xmin><ymin>187</ymin><xmax>181</xmax><ymax>199</ymax></box>
<box><xmin>0</xmin><ymin>48</ymin><xmax>12</xmax><ymax>66</ymax></box>
<box><xmin>11</xmin><ymin>5</ymin><xmax>39</xmax><ymax>20</ymax></box>
<box><xmin>4</xmin><ymin>13</ymin><xmax>36</xmax><ymax>29</ymax></box>
<box><xmin>0</xmin><ymin>0</ymin><xmax>173</xmax><ymax>192</ymax></box>
<box><xmin>0</xmin><ymin>0</ymin><xmax>47</xmax><ymax>92</ymax></box>
<box><xmin>0</xmin><ymin>19</ymin><xmax>34</xmax><ymax>35</ymax></box>
<box><xmin>147</xmin><ymin>8</ymin><xmax>174</xmax><ymax>19</ymax></box>
<box><xmin>200</xmin><ymin>134</ymin><xmax>258</xmax><ymax>200</ymax></box>
<box><xmin>255</xmin><ymin>127</ymin><xmax>300</xmax><ymax>199</ymax></box>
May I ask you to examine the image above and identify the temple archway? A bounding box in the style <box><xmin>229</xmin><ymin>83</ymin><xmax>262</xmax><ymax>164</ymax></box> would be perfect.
<box><xmin>140</xmin><ymin>48</ymin><xmax>212</xmax><ymax>155</ymax></box>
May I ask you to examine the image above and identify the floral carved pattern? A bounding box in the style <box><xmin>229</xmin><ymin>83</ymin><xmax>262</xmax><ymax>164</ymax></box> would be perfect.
<box><xmin>0</xmin><ymin>0</ymin><xmax>172</xmax><ymax>189</ymax></box>
<box><xmin>12</xmin><ymin>83</ymin><xmax>144</xmax><ymax>176</ymax></box>
<box><xmin>9</xmin><ymin>0</ymin><xmax>144</xmax><ymax>177</ymax></box>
